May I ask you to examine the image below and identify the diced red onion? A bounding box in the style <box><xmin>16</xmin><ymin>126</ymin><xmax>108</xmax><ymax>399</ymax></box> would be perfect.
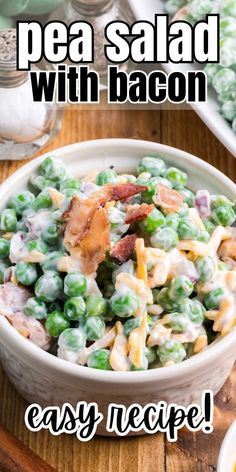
<box><xmin>195</xmin><ymin>190</ymin><xmax>211</xmax><ymax>218</ymax></box>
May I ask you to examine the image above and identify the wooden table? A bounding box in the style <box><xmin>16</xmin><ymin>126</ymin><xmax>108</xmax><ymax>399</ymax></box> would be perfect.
<box><xmin>0</xmin><ymin>107</ymin><xmax>236</xmax><ymax>472</ymax></box>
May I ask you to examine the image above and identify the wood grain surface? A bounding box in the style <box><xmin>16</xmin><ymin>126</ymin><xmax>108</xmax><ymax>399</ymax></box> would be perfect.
<box><xmin>0</xmin><ymin>106</ymin><xmax>235</xmax><ymax>472</ymax></box>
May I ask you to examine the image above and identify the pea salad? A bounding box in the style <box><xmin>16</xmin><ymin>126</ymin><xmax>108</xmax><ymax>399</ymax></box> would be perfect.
<box><xmin>0</xmin><ymin>155</ymin><xmax>235</xmax><ymax>371</ymax></box>
<box><xmin>165</xmin><ymin>0</ymin><xmax>236</xmax><ymax>134</ymax></box>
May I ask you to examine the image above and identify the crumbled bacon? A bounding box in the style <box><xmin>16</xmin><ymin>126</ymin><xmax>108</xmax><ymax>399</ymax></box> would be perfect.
<box><xmin>110</xmin><ymin>183</ymin><xmax>148</xmax><ymax>201</ymax></box>
<box><xmin>125</xmin><ymin>203</ymin><xmax>154</xmax><ymax>224</ymax></box>
<box><xmin>154</xmin><ymin>184</ymin><xmax>183</xmax><ymax>213</ymax></box>
<box><xmin>110</xmin><ymin>234</ymin><xmax>137</xmax><ymax>263</ymax></box>
<box><xmin>63</xmin><ymin>187</ymin><xmax>113</xmax><ymax>248</ymax></box>
<box><xmin>79</xmin><ymin>207</ymin><xmax>110</xmax><ymax>275</ymax></box>
<box><xmin>218</xmin><ymin>239</ymin><xmax>236</xmax><ymax>260</ymax></box>
<box><xmin>0</xmin><ymin>282</ymin><xmax>31</xmax><ymax>317</ymax></box>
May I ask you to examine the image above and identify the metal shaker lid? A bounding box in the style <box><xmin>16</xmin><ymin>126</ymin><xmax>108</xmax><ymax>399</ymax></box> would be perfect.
<box><xmin>0</xmin><ymin>29</ymin><xmax>28</xmax><ymax>87</ymax></box>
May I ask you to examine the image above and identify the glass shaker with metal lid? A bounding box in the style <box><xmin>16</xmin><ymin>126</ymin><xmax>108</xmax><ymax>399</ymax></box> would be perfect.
<box><xmin>54</xmin><ymin>0</ymin><xmax>131</xmax><ymax>85</ymax></box>
<box><xmin>0</xmin><ymin>29</ymin><xmax>62</xmax><ymax>160</ymax></box>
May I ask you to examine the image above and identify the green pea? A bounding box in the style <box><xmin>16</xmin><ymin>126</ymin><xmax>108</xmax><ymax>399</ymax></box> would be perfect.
<box><xmin>64</xmin><ymin>272</ymin><xmax>87</xmax><ymax>297</ymax></box>
<box><xmin>211</xmin><ymin>206</ymin><xmax>236</xmax><ymax>226</ymax></box>
<box><xmin>204</xmin><ymin>219</ymin><xmax>216</xmax><ymax>235</ymax></box>
<box><xmin>220</xmin><ymin>38</ymin><xmax>236</xmax><ymax>67</ymax></box>
<box><xmin>45</xmin><ymin>311</ymin><xmax>69</xmax><ymax>337</ymax></box>
<box><xmin>83</xmin><ymin>316</ymin><xmax>105</xmax><ymax>341</ymax></box>
<box><xmin>26</xmin><ymin>239</ymin><xmax>48</xmax><ymax>254</ymax></box>
<box><xmin>86</xmin><ymin>295</ymin><xmax>106</xmax><ymax>317</ymax></box>
<box><xmin>64</xmin><ymin>297</ymin><xmax>86</xmax><ymax>320</ymax></box>
<box><xmin>218</xmin><ymin>261</ymin><xmax>228</xmax><ymax>271</ymax></box>
<box><xmin>204</xmin><ymin>63</ymin><xmax>222</xmax><ymax>83</ymax></box>
<box><xmin>211</xmin><ymin>195</ymin><xmax>234</xmax><ymax>208</ymax></box>
<box><xmin>169</xmin><ymin>276</ymin><xmax>194</xmax><ymax>300</ymax></box>
<box><xmin>157</xmin><ymin>339</ymin><xmax>186</xmax><ymax>365</ymax></box>
<box><xmin>157</xmin><ymin>287</ymin><xmax>187</xmax><ymax>312</ymax></box>
<box><xmin>123</xmin><ymin>317</ymin><xmax>141</xmax><ymax>337</ymax></box>
<box><xmin>205</xmin><ymin>288</ymin><xmax>227</xmax><ymax>310</ymax></box>
<box><xmin>40</xmin><ymin>251</ymin><xmax>64</xmax><ymax>272</ymax></box>
<box><xmin>195</xmin><ymin>256</ymin><xmax>216</xmax><ymax>282</ymax></box>
<box><xmin>58</xmin><ymin>328</ymin><xmax>86</xmax><ymax>352</ymax></box>
<box><xmin>110</xmin><ymin>292</ymin><xmax>139</xmax><ymax>318</ymax></box>
<box><xmin>108</xmin><ymin>207</ymin><xmax>127</xmax><ymax>227</ymax></box>
<box><xmin>164</xmin><ymin>213</ymin><xmax>180</xmax><ymax>230</ymax></box>
<box><xmin>0</xmin><ymin>261</ymin><xmax>9</xmax><ymax>284</ymax></box>
<box><xmin>96</xmin><ymin>169</ymin><xmax>117</xmax><ymax>186</ymax></box>
<box><xmin>32</xmin><ymin>191</ymin><xmax>52</xmax><ymax>212</ymax></box>
<box><xmin>24</xmin><ymin>297</ymin><xmax>47</xmax><ymax>320</ymax></box>
<box><xmin>185</xmin><ymin>299</ymin><xmax>205</xmax><ymax>325</ymax></box>
<box><xmin>141</xmin><ymin>208</ymin><xmax>165</xmax><ymax>234</ymax></box>
<box><xmin>35</xmin><ymin>271</ymin><xmax>63</xmax><ymax>302</ymax></box>
<box><xmin>197</xmin><ymin>230</ymin><xmax>210</xmax><ymax>243</ymax></box>
<box><xmin>10</xmin><ymin>192</ymin><xmax>35</xmax><ymax>216</ymax></box>
<box><xmin>189</xmin><ymin>0</ymin><xmax>213</xmax><ymax>19</ymax></box>
<box><xmin>42</xmin><ymin>223</ymin><xmax>60</xmax><ymax>246</ymax></box>
<box><xmin>40</xmin><ymin>157</ymin><xmax>66</xmax><ymax>181</ymax></box>
<box><xmin>221</xmin><ymin>101</ymin><xmax>236</xmax><ymax>122</ymax></box>
<box><xmin>178</xmin><ymin>207</ymin><xmax>189</xmax><ymax>218</ymax></box>
<box><xmin>1</xmin><ymin>209</ymin><xmax>17</xmax><ymax>232</ymax></box>
<box><xmin>15</xmin><ymin>262</ymin><xmax>38</xmax><ymax>286</ymax></box>
<box><xmin>176</xmin><ymin>187</ymin><xmax>195</xmax><ymax>207</ymax></box>
<box><xmin>87</xmin><ymin>349</ymin><xmax>112</xmax><ymax>370</ymax></box>
<box><xmin>123</xmin><ymin>174</ymin><xmax>137</xmax><ymax>183</ymax></box>
<box><xmin>0</xmin><ymin>238</ymin><xmax>10</xmax><ymax>259</ymax></box>
<box><xmin>60</xmin><ymin>178</ymin><xmax>81</xmax><ymax>191</ymax></box>
<box><xmin>140</xmin><ymin>181</ymin><xmax>156</xmax><ymax>203</ymax></box>
<box><xmin>222</xmin><ymin>1</ymin><xmax>236</xmax><ymax>18</ymax></box>
<box><xmin>219</xmin><ymin>89</ymin><xmax>236</xmax><ymax>104</ymax></box>
<box><xmin>138</xmin><ymin>156</ymin><xmax>166</xmax><ymax>177</ymax></box>
<box><xmin>212</xmin><ymin>68</ymin><xmax>236</xmax><ymax>94</ymax></box>
<box><xmin>165</xmin><ymin>167</ymin><xmax>188</xmax><ymax>188</ymax></box>
<box><xmin>177</xmin><ymin>218</ymin><xmax>198</xmax><ymax>240</ymax></box>
<box><xmin>166</xmin><ymin>312</ymin><xmax>189</xmax><ymax>332</ymax></box>
<box><xmin>30</xmin><ymin>175</ymin><xmax>57</xmax><ymax>192</ymax></box>
<box><xmin>151</xmin><ymin>227</ymin><xmax>179</xmax><ymax>251</ymax></box>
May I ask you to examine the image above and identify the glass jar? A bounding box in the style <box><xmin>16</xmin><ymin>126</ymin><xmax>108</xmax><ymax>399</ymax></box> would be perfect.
<box><xmin>0</xmin><ymin>29</ymin><xmax>63</xmax><ymax>160</ymax></box>
<box><xmin>56</xmin><ymin>0</ymin><xmax>130</xmax><ymax>85</ymax></box>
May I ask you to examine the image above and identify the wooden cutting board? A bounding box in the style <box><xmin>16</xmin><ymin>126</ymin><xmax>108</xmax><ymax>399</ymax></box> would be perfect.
<box><xmin>0</xmin><ymin>106</ymin><xmax>236</xmax><ymax>472</ymax></box>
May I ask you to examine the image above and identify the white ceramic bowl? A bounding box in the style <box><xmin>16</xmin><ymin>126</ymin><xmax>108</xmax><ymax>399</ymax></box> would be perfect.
<box><xmin>0</xmin><ymin>139</ymin><xmax>236</xmax><ymax>436</ymax></box>
<box><xmin>218</xmin><ymin>420</ymin><xmax>236</xmax><ymax>472</ymax></box>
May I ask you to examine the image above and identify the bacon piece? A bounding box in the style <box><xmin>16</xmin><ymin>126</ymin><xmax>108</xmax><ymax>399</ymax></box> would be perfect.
<box><xmin>218</xmin><ymin>239</ymin><xmax>236</xmax><ymax>260</ymax></box>
<box><xmin>63</xmin><ymin>187</ymin><xmax>113</xmax><ymax>248</ymax></box>
<box><xmin>125</xmin><ymin>203</ymin><xmax>154</xmax><ymax>224</ymax></box>
<box><xmin>154</xmin><ymin>184</ymin><xmax>183</xmax><ymax>213</ymax></box>
<box><xmin>110</xmin><ymin>234</ymin><xmax>137</xmax><ymax>263</ymax></box>
<box><xmin>79</xmin><ymin>207</ymin><xmax>110</xmax><ymax>275</ymax></box>
<box><xmin>0</xmin><ymin>282</ymin><xmax>31</xmax><ymax>317</ymax></box>
<box><xmin>110</xmin><ymin>183</ymin><xmax>148</xmax><ymax>201</ymax></box>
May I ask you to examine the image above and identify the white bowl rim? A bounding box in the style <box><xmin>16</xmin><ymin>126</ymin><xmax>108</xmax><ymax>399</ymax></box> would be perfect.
<box><xmin>217</xmin><ymin>419</ymin><xmax>236</xmax><ymax>472</ymax></box>
<box><xmin>0</xmin><ymin>137</ymin><xmax>236</xmax><ymax>385</ymax></box>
